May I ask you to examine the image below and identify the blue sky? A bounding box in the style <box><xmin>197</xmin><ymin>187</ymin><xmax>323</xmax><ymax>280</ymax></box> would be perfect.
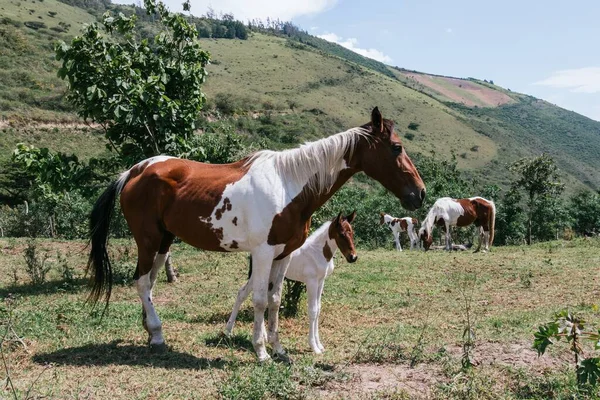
<box><xmin>131</xmin><ymin>0</ymin><xmax>600</xmax><ymax>120</ymax></box>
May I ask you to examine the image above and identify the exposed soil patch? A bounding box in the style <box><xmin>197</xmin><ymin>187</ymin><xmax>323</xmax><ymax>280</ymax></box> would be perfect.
<box><xmin>446</xmin><ymin>340</ymin><xmax>571</xmax><ymax>372</ymax></box>
<box><xmin>403</xmin><ymin>73</ymin><xmax>514</xmax><ymax>107</ymax></box>
<box><xmin>319</xmin><ymin>341</ymin><xmax>569</xmax><ymax>398</ymax></box>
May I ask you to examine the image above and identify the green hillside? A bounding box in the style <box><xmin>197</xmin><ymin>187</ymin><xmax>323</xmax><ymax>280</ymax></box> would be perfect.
<box><xmin>0</xmin><ymin>0</ymin><xmax>598</xmax><ymax>191</ymax></box>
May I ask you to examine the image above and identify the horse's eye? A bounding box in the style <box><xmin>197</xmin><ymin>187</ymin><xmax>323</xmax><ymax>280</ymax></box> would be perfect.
<box><xmin>392</xmin><ymin>144</ymin><xmax>403</xmax><ymax>156</ymax></box>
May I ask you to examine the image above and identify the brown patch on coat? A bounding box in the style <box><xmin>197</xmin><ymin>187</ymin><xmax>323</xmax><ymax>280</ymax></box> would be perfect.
<box><xmin>120</xmin><ymin>158</ymin><xmax>250</xmax><ymax>276</ymax></box>
<box><xmin>323</xmin><ymin>242</ymin><xmax>333</xmax><ymax>261</ymax></box>
<box><xmin>399</xmin><ymin>219</ymin><xmax>408</xmax><ymax>232</ymax></box>
<box><xmin>390</xmin><ymin>219</ymin><xmax>397</xmax><ymax>227</ymax></box>
<box><xmin>232</xmin><ymin>216</ymin><xmax>238</xmax><ymax>226</ymax></box>
<box><xmin>379</xmin><ymin>212</ymin><xmax>386</xmax><ymax>225</ymax></box>
<box><xmin>230</xmin><ymin>240</ymin><xmax>239</xmax><ymax>249</ymax></box>
<box><xmin>215</xmin><ymin>197</ymin><xmax>232</xmax><ymax>220</ymax></box>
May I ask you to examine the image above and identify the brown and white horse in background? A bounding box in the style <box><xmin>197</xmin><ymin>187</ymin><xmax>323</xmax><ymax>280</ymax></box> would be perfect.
<box><xmin>379</xmin><ymin>212</ymin><xmax>419</xmax><ymax>250</ymax></box>
<box><xmin>419</xmin><ymin>197</ymin><xmax>495</xmax><ymax>252</ymax></box>
<box><xmin>86</xmin><ymin>107</ymin><xmax>426</xmax><ymax>362</ymax></box>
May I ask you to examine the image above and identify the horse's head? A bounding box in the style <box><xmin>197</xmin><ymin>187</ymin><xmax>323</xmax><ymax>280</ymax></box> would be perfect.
<box><xmin>330</xmin><ymin>211</ymin><xmax>358</xmax><ymax>263</ymax></box>
<box><xmin>379</xmin><ymin>212</ymin><xmax>386</xmax><ymax>225</ymax></box>
<box><xmin>353</xmin><ymin>107</ymin><xmax>426</xmax><ymax>211</ymax></box>
<box><xmin>419</xmin><ymin>226</ymin><xmax>433</xmax><ymax>251</ymax></box>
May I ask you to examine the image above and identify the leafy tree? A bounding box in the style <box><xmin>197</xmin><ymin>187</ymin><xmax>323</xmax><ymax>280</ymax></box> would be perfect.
<box><xmin>494</xmin><ymin>187</ymin><xmax>527</xmax><ymax>245</ymax></box>
<box><xmin>570</xmin><ymin>191</ymin><xmax>600</xmax><ymax>236</ymax></box>
<box><xmin>11</xmin><ymin>144</ymin><xmax>106</xmax><ymax>202</ymax></box>
<box><xmin>55</xmin><ymin>0</ymin><xmax>210</xmax><ymax>165</ymax></box>
<box><xmin>510</xmin><ymin>154</ymin><xmax>565</xmax><ymax>245</ymax></box>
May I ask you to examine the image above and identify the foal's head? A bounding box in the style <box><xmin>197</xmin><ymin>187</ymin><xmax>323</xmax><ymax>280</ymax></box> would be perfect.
<box><xmin>352</xmin><ymin>108</ymin><xmax>426</xmax><ymax>211</ymax></box>
<box><xmin>419</xmin><ymin>227</ymin><xmax>433</xmax><ymax>251</ymax></box>
<box><xmin>329</xmin><ymin>211</ymin><xmax>358</xmax><ymax>263</ymax></box>
<box><xmin>379</xmin><ymin>212</ymin><xmax>387</xmax><ymax>225</ymax></box>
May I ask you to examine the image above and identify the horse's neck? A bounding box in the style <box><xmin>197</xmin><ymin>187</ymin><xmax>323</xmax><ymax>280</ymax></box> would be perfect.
<box><xmin>383</xmin><ymin>214</ymin><xmax>394</xmax><ymax>225</ymax></box>
<box><xmin>303</xmin><ymin>168</ymin><xmax>358</xmax><ymax>217</ymax></box>
<box><xmin>295</xmin><ymin>222</ymin><xmax>336</xmax><ymax>263</ymax></box>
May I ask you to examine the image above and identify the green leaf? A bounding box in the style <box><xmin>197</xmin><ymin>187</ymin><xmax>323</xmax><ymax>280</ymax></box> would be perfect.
<box><xmin>577</xmin><ymin>358</ymin><xmax>600</xmax><ymax>387</ymax></box>
<box><xmin>533</xmin><ymin>321</ymin><xmax>559</xmax><ymax>355</ymax></box>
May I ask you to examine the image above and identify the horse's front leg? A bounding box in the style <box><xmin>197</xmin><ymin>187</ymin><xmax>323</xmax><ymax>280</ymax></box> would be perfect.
<box><xmin>444</xmin><ymin>224</ymin><xmax>451</xmax><ymax>250</ymax></box>
<box><xmin>315</xmin><ymin>279</ymin><xmax>326</xmax><ymax>352</ymax></box>
<box><xmin>266</xmin><ymin>256</ymin><xmax>292</xmax><ymax>359</ymax></box>
<box><xmin>306</xmin><ymin>279</ymin><xmax>322</xmax><ymax>354</ymax></box>
<box><xmin>250</xmin><ymin>245</ymin><xmax>276</xmax><ymax>362</ymax></box>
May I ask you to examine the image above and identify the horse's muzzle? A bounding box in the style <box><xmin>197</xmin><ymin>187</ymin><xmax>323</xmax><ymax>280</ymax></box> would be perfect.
<box><xmin>347</xmin><ymin>254</ymin><xmax>358</xmax><ymax>263</ymax></box>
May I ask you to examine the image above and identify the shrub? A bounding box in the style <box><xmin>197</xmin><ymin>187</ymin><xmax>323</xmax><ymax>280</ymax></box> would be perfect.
<box><xmin>23</xmin><ymin>240</ymin><xmax>51</xmax><ymax>284</ymax></box>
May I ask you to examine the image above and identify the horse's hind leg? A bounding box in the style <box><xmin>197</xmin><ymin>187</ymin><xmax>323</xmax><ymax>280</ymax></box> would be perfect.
<box><xmin>134</xmin><ymin>231</ymin><xmax>170</xmax><ymax>351</ymax></box>
<box><xmin>474</xmin><ymin>227</ymin><xmax>483</xmax><ymax>253</ymax></box>
<box><xmin>165</xmin><ymin>254</ymin><xmax>178</xmax><ymax>283</ymax></box>
<box><xmin>225</xmin><ymin>277</ymin><xmax>253</xmax><ymax>336</ymax></box>
<box><xmin>157</xmin><ymin>232</ymin><xmax>177</xmax><ymax>283</ymax></box>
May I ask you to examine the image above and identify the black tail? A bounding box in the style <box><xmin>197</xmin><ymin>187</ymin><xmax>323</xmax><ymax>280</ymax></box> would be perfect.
<box><xmin>87</xmin><ymin>180</ymin><xmax>120</xmax><ymax>312</ymax></box>
<box><xmin>247</xmin><ymin>255</ymin><xmax>253</xmax><ymax>279</ymax></box>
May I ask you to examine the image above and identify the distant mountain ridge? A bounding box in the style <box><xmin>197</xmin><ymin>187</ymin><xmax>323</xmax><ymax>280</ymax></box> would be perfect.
<box><xmin>0</xmin><ymin>0</ymin><xmax>598</xmax><ymax>190</ymax></box>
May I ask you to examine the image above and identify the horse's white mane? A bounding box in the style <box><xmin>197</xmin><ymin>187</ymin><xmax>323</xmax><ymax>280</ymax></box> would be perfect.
<box><xmin>419</xmin><ymin>209</ymin><xmax>438</xmax><ymax>237</ymax></box>
<box><xmin>247</xmin><ymin>127</ymin><xmax>370</xmax><ymax>194</ymax></box>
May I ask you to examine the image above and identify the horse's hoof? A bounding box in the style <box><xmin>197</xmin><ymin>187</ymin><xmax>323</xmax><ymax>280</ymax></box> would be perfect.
<box><xmin>273</xmin><ymin>352</ymin><xmax>293</xmax><ymax>364</ymax></box>
<box><xmin>149</xmin><ymin>343</ymin><xmax>168</xmax><ymax>354</ymax></box>
<box><xmin>222</xmin><ymin>329</ymin><xmax>232</xmax><ymax>338</ymax></box>
<box><xmin>257</xmin><ymin>354</ymin><xmax>272</xmax><ymax>364</ymax></box>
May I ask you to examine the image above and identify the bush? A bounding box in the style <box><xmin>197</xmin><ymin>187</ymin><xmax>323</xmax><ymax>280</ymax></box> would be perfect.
<box><xmin>408</xmin><ymin>122</ymin><xmax>420</xmax><ymax>131</ymax></box>
<box><xmin>23</xmin><ymin>240</ymin><xmax>51</xmax><ymax>284</ymax></box>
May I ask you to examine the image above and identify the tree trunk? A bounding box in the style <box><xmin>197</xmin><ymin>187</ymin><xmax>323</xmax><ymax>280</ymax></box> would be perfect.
<box><xmin>527</xmin><ymin>213</ymin><xmax>532</xmax><ymax>245</ymax></box>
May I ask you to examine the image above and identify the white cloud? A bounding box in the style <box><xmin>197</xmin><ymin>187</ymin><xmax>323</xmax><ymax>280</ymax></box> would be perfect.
<box><xmin>446</xmin><ymin>28</ymin><xmax>453</xmax><ymax>33</ymax></box>
<box><xmin>533</xmin><ymin>67</ymin><xmax>600</xmax><ymax>93</ymax></box>
<box><xmin>317</xmin><ymin>32</ymin><xmax>392</xmax><ymax>63</ymax></box>
<box><xmin>118</xmin><ymin>0</ymin><xmax>339</xmax><ymax>21</ymax></box>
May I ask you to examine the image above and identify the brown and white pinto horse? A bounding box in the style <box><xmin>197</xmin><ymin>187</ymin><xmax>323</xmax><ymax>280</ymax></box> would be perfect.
<box><xmin>379</xmin><ymin>212</ymin><xmax>419</xmax><ymax>250</ymax></box>
<box><xmin>87</xmin><ymin>107</ymin><xmax>426</xmax><ymax>362</ymax></box>
<box><xmin>418</xmin><ymin>197</ymin><xmax>496</xmax><ymax>252</ymax></box>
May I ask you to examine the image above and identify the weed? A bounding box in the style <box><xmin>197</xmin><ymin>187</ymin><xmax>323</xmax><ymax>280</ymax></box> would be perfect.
<box><xmin>23</xmin><ymin>239</ymin><xmax>51</xmax><ymax>284</ymax></box>
<box><xmin>534</xmin><ymin>310</ymin><xmax>600</xmax><ymax>387</ymax></box>
<box><xmin>218</xmin><ymin>362</ymin><xmax>301</xmax><ymax>400</ymax></box>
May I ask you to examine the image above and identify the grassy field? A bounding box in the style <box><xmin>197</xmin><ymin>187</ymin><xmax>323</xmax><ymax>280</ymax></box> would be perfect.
<box><xmin>2</xmin><ymin>237</ymin><xmax>600</xmax><ymax>399</ymax></box>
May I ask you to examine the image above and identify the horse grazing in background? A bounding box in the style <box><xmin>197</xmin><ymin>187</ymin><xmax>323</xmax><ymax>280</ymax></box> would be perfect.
<box><xmin>225</xmin><ymin>211</ymin><xmax>357</xmax><ymax>354</ymax></box>
<box><xmin>379</xmin><ymin>212</ymin><xmax>419</xmax><ymax>251</ymax></box>
<box><xmin>419</xmin><ymin>197</ymin><xmax>495</xmax><ymax>252</ymax></box>
<box><xmin>86</xmin><ymin>107</ymin><xmax>426</xmax><ymax>362</ymax></box>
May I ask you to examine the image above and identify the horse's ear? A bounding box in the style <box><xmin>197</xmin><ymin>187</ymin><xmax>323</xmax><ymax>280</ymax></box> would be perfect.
<box><xmin>371</xmin><ymin>107</ymin><xmax>383</xmax><ymax>133</ymax></box>
<box><xmin>346</xmin><ymin>210</ymin><xmax>357</xmax><ymax>223</ymax></box>
<box><xmin>379</xmin><ymin>212</ymin><xmax>385</xmax><ymax>217</ymax></box>
<box><xmin>335</xmin><ymin>211</ymin><xmax>343</xmax><ymax>225</ymax></box>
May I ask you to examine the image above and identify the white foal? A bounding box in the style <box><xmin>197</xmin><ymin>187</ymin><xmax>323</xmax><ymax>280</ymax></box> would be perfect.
<box><xmin>379</xmin><ymin>212</ymin><xmax>419</xmax><ymax>251</ymax></box>
<box><xmin>225</xmin><ymin>211</ymin><xmax>358</xmax><ymax>354</ymax></box>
